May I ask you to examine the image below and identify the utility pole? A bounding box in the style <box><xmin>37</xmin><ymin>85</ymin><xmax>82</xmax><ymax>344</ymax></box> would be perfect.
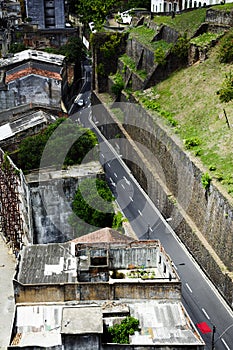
<box><xmin>211</xmin><ymin>325</ymin><xmax>216</xmax><ymax>350</ymax></box>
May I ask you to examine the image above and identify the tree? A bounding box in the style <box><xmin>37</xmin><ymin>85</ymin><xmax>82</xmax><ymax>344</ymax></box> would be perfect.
<box><xmin>72</xmin><ymin>0</ymin><xmax>116</xmax><ymax>29</ymax></box>
<box><xmin>108</xmin><ymin>316</ymin><xmax>140</xmax><ymax>344</ymax></box>
<box><xmin>217</xmin><ymin>72</ymin><xmax>233</xmax><ymax>103</ymax></box>
<box><xmin>69</xmin><ymin>178</ymin><xmax>115</xmax><ymax>236</ymax></box>
<box><xmin>44</xmin><ymin>37</ymin><xmax>86</xmax><ymax>63</ymax></box>
<box><xmin>16</xmin><ymin>118</ymin><xmax>98</xmax><ymax>172</ymax></box>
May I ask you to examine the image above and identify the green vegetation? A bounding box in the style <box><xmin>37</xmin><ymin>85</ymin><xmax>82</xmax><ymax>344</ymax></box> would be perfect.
<box><xmin>184</xmin><ymin>137</ymin><xmax>201</xmax><ymax>149</ymax></box>
<box><xmin>44</xmin><ymin>37</ymin><xmax>86</xmax><ymax>63</ymax></box>
<box><xmin>69</xmin><ymin>178</ymin><xmax>120</xmax><ymax>236</ymax></box>
<box><xmin>217</xmin><ymin>29</ymin><xmax>233</xmax><ymax>63</ymax></box>
<box><xmin>129</xmin><ymin>26</ymin><xmax>172</xmax><ymax>52</ymax></box>
<box><xmin>154</xmin><ymin>47</ymin><xmax>166</xmax><ymax>65</ymax></box>
<box><xmin>153</xmin><ymin>8</ymin><xmax>207</xmax><ymax>37</ymax></box>
<box><xmin>217</xmin><ymin>71</ymin><xmax>233</xmax><ymax>103</ymax></box>
<box><xmin>112</xmin><ymin>211</ymin><xmax>127</xmax><ymax>231</ymax></box>
<box><xmin>111</xmin><ymin>72</ymin><xmax>124</xmax><ymax>96</ymax></box>
<box><xmin>212</xmin><ymin>2</ymin><xmax>233</xmax><ymax>10</ymax></box>
<box><xmin>120</xmin><ymin>54</ymin><xmax>136</xmax><ymax>71</ymax></box>
<box><xmin>9</xmin><ymin>43</ymin><xmax>26</xmax><ymax>54</ymax></box>
<box><xmin>135</xmin><ymin>35</ymin><xmax>233</xmax><ymax>194</ymax></box>
<box><xmin>171</xmin><ymin>34</ymin><xmax>190</xmax><ymax>59</ymax></box>
<box><xmin>100</xmin><ymin>33</ymin><xmax>122</xmax><ymax>59</ymax></box>
<box><xmin>15</xmin><ymin>118</ymin><xmax>98</xmax><ymax>172</ymax></box>
<box><xmin>120</xmin><ymin>54</ymin><xmax>147</xmax><ymax>79</ymax></box>
<box><xmin>108</xmin><ymin>316</ymin><xmax>140</xmax><ymax>344</ymax></box>
<box><xmin>69</xmin><ymin>0</ymin><xmax>115</xmax><ymax>29</ymax></box>
<box><xmin>190</xmin><ymin>32</ymin><xmax>223</xmax><ymax>48</ymax></box>
<box><xmin>135</xmin><ymin>91</ymin><xmax>178</xmax><ymax>127</ymax></box>
<box><xmin>201</xmin><ymin>172</ymin><xmax>212</xmax><ymax>190</ymax></box>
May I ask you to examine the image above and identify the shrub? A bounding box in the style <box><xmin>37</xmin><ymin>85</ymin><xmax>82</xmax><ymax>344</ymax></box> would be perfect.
<box><xmin>217</xmin><ymin>30</ymin><xmax>233</xmax><ymax>63</ymax></box>
<box><xmin>100</xmin><ymin>33</ymin><xmax>121</xmax><ymax>59</ymax></box>
<box><xmin>184</xmin><ymin>137</ymin><xmax>201</xmax><ymax>149</ymax></box>
<box><xmin>111</xmin><ymin>72</ymin><xmax>124</xmax><ymax>96</ymax></box>
<box><xmin>154</xmin><ymin>47</ymin><xmax>166</xmax><ymax>65</ymax></box>
<box><xmin>172</xmin><ymin>34</ymin><xmax>189</xmax><ymax>59</ymax></box>
<box><xmin>201</xmin><ymin>172</ymin><xmax>211</xmax><ymax>190</ymax></box>
<box><xmin>216</xmin><ymin>72</ymin><xmax>233</xmax><ymax>103</ymax></box>
<box><xmin>108</xmin><ymin>316</ymin><xmax>140</xmax><ymax>344</ymax></box>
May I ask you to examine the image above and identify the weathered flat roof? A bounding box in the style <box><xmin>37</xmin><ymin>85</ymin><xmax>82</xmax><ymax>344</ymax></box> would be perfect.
<box><xmin>0</xmin><ymin>110</ymin><xmax>57</xmax><ymax>141</ymax></box>
<box><xmin>11</xmin><ymin>304</ymin><xmax>62</xmax><ymax>347</ymax></box>
<box><xmin>10</xmin><ymin>300</ymin><xmax>204</xmax><ymax>347</ymax></box>
<box><xmin>17</xmin><ymin>243</ymin><xmax>77</xmax><ymax>285</ymax></box>
<box><xmin>26</xmin><ymin>161</ymin><xmax>104</xmax><ymax>183</ymax></box>
<box><xmin>0</xmin><ymin>49</ymin><xmax>65</xmax><ymax>68</ymax></box>
<box><xmin>129</xmin><ymin>300</ymin><xmax>205</xmax><ymax>345</ymax></box>
<box><xmin>61</xmin><ymin>305</ymin><xmax>103</xmax><ymax>334</ymax></box>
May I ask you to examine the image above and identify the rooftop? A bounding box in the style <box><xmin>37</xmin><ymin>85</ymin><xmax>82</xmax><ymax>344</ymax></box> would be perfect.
<box><xmin>0</xmin><ymin>49</ymin><xmax>65</xmax><ymax>68</ymax></box>
<box><xmin>9</xmin><ymin>300</ymin><xmax>205</xmax><ymax>347</ymax></box>
<box><xmin>10</xmin><ymin>303</ymin><xmax>102</xmax><ymax>347</ymax></box>
<box><xmin>26</xmin><ymin>161</ymin><xmax>104</xmax><ymax>183</ymax></box>
<box><xmin>129</xmin><ymin>300</ymin><xmax>205</xmax><ymax>346</ymax></box>
<box><xmin>15</xmin><ymin>239</ymin><xmax>179</xmax><ymax>285</ymax></box>
<box><xmin>71</xmin><ymin>227</ymin><xmax>134</xmax><ymax>244</ymax></box>
<box><xmin>16</xmin><ymin>242</ymin><xmax>77</xmax><ymax>285</ymax></box>
<box><xmin>0</xmin><ymin>110</ymin><xmax>57</xmax><ymax>141</ymax></box>
<box><xmin>61</xmin><ymin>305</ymin><xmax>103</xmax><ymax>334</ymax></box>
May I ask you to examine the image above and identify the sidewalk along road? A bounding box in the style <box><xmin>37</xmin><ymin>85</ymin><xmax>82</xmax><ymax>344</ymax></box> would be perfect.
<box><xmin>0</xmin><ymin>233</ymin><xmax>16</xmax><ymax>349</ymax></box>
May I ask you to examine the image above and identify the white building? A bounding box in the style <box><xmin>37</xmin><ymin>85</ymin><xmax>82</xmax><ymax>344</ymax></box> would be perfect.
<box><xmin>151</xmin><ymin>0</ymin><xmax>230</xmax><ymax>13</ymax></box>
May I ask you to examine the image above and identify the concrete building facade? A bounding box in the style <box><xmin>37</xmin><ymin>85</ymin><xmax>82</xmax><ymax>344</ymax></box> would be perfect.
<box><xmin>25</xmin><ymin>0</ymin><xmax>65</xmax><ymax>29</ymax></box>
<box><xmin>0</xmin><ymin>49</ymin><xmax>67</xmax><ymax>112</ymax></box>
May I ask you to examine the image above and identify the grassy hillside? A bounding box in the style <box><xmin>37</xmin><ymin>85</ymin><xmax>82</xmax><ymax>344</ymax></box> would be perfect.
<box><xmin>127</xmin><ymin>7</ymin><xmax>233</xmax><ymax>196</ymax></box>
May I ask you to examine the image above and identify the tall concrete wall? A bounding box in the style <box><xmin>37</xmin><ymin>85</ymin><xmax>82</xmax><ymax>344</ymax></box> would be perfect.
<box><xmin>27</xmin><ymin>165</ymin><xmax>105</xmax><ymax>244</ymax></box>
<box><xmin>14</xmin><ymin>280</ymin><xmax>181</xmax><ymax>304</ymax></box>
<box><xmin>29</xmin><ymin>177</ymin><xmax>78</xmax><ymax>244</ymax></box>
<box><xmin>91</xmin><ymin>92</ymin><xmax>233</xmax><ymax>306</ymax></box>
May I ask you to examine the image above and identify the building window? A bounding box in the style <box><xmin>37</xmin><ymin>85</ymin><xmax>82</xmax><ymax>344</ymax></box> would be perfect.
<box><xmin>90</xmin><ymin>256</ymin><xmax>107</xmax><ymax>266</ymax></box>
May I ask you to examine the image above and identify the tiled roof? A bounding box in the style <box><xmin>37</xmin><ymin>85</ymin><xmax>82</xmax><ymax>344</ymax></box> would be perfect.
<box><xmin>5</xmin><ymin>67</ymin><xmax>62</xmax><ymax>83</ymax></box>
<box><xmin>71</xmin><ymin>227</ymin><xmax>134</xmax><ymax>244</ymax></box>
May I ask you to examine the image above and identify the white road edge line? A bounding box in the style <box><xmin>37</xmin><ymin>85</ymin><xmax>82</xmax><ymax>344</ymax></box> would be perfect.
<box><xmin>221</xmin><ymin>338</ymin><xmax>230</xmax><ymax>350</ymax></box>
<box><xmin>89</xmin><ymin>110</ymin><xmax>233</xmax><ymax>319</ymax></box>
<box><xmin>201</xmin><ymin>308</ymin><xmax>210</xmax><ymax>320</ymax></box>
<box><xmin>185</xmin><ymin>283</ymin><xmax>192</xmax><ymax>293</ymax></box>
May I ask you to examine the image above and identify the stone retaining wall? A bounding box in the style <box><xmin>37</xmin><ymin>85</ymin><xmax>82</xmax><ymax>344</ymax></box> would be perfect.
<box><xmin>92</xmin><ymin>91</ymin><xmax>233</xmax><ymax>306</ymax></box>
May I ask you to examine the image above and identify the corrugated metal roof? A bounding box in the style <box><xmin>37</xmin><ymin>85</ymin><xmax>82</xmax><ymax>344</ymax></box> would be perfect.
<box><xmin>17</xmin><ymin>243</ymin><xmax>77</xmax><ymax>285</ymax></box>
<box><xmin>129</xmin><ymin>300</ymin><xmax>205</xmax><ymax>345</ymax></box>
<box><xmin>0</xmin><ymin>110</ymin><xmax>56</xmax><ymax>141</ymax></box>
